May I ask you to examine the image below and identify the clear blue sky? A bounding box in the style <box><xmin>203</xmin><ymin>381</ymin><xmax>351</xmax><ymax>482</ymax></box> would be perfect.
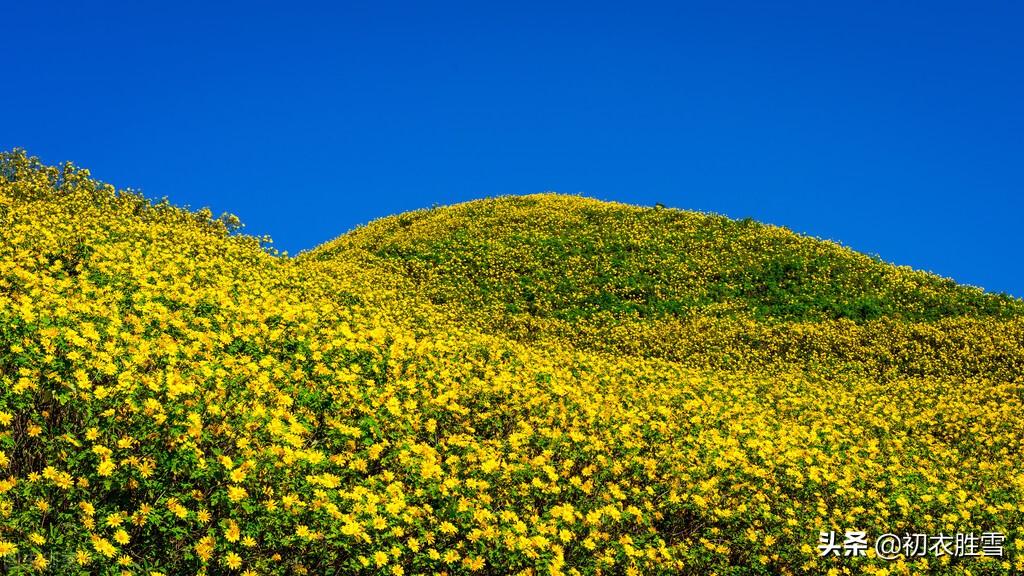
<box><xmin>3</xmin><ymin>1</ymin><xmax>1021</xmax><ymax>296</ymax></box>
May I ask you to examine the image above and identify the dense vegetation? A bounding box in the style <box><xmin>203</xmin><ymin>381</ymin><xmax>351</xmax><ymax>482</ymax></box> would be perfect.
<box><xmin>1</xmin><ymin>150</ymin><xmax>1022</xmax><ymax>575</ymax></box>
<box><xmin>317</xmin><ymin>194</ymin><xmax>1021</xmax><ymax>323</ymax></box>
<box><xmin>314</xmin><ymin>195</ymin><xmax>1024</xmax><ymax>381</ymax></box>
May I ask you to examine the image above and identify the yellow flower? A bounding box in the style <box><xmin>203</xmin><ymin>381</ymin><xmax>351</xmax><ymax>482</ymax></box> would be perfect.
<box><xmin>341</xmin><ymin>521</ymin><xmax>361</xmax><ymax>537</ymax></box>
<box><xmin>91</xmin><ymin>536</ymin><xmax>117</xmax><ymax>558</ymax></box>
<box><xmin>97</xmin><ymin>459</ymin><xmax>116</xmax><ymax>476</ymax></box>
<box><xmin>225</xmin><ymin>521</ymin><xmax>241</xmax><ymax>542</ymax></box>
<box><xmin>227</xmin><ymin>486</ymin><xmax>248</xmax><ymax>502</ymax></box>
<box><xmin>443</xmin><ymin>549</ymin><xmax>460</xmax><ymax>564</ymax></box>
<box><xmin>194</xmin><ymin>536</ymin><xmax>215</xmax><ymax>562</ymax></box>
<box><xmin>0</xmin><ymin>541</ymin><xmax>17</xmax><ymax>557</ymax></box>
<box><xmin>76</xmin><ymin>549</ymin><xmax>92</xmax><ymax>565</ymax></box>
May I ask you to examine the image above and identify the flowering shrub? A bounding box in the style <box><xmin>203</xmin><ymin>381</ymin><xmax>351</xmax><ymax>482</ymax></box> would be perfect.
<box><xmin>1</xmin><ymin>150</ymin><xmax>1021</xmax><ymax>575</ymax></box>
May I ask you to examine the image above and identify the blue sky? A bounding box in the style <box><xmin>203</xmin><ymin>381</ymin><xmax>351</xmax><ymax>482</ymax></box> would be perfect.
<box><xmin>3</xmin><ymin>1</ymin><xmax>1022</xmax><ymax>296</ymax></box>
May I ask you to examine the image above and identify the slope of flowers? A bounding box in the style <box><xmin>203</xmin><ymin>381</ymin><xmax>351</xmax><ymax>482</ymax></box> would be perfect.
<box><xmin>314</xmin><ymin>195</ymin><xmax>1024</xmax><ymax>380</ymax></box>
<box><xmin>1</xmin><ymin>150</ymin><xmax>1023</xmax><ymax>576</ymax></box>
<box><xmin>317</xmin><ymin>194</ymin><xmax>1022</xmax><ymax>324</ymax></box>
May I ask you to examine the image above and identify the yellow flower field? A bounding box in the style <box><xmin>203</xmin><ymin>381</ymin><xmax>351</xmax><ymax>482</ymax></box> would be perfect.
<box><xmin>1</xmin><ymin>150</ymin><xmax>1021</xmax><ymax>574</ymax></box>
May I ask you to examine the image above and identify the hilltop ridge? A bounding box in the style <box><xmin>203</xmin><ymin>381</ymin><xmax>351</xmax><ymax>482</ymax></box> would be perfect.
<box><xmin>315</xmin><ymin>193</ymin><xmax>1021</xmax><ymax>322</ymax></box>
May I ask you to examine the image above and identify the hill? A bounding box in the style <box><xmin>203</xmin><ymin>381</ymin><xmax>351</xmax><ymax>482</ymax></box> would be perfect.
<box><xmin>316</xmin><ymin>194</ymin><xmax>1021</xmax><ymax>323</ymax></box>
<box><xmin>2</xmin><ymin>150</ymin><xmax>1022</xmax><ymax>575</ymax></box>
<box><xmin>313</xmin><ymin>194</ymin><xmax>1024</xmax><ymax>380</ymax></box>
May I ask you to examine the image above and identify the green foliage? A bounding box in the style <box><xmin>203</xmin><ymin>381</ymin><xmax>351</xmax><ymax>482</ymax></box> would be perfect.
<box><xmin>324</xmin><ymin>194</ymin><xmax>1022</xmax><ymax>325</ymax></box>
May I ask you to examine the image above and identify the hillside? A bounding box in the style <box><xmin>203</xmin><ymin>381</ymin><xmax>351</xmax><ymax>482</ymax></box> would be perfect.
<box><xmin>315</xmin><ymin>194</ymin><xmax>1021</xmax><ymax>324</ymax></box>
<box><xmin>2</xmin><ymin>150</ymin><xmax>1023</xmax><ymax>575</ymax></box>
<box><xmin>313</xmin><ymin>194</ymin><xmax>1024</xmax><ymax>380</ymax></box>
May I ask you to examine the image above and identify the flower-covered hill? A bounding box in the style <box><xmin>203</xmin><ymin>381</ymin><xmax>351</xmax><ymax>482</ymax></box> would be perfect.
<box><xmin>317</xmin><ymin>194</ymin><xmax>1021</xmax><ymax>323</ymax></box>
<box><xmin>2</xmin><ymin>150</ymin><xmax>1023</xmax><ymax>576</ymax></box>
<box><xmin>313</xmin><ymin>194</ymin><xmax>1024</xmax><ymax>380</ymax></box>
